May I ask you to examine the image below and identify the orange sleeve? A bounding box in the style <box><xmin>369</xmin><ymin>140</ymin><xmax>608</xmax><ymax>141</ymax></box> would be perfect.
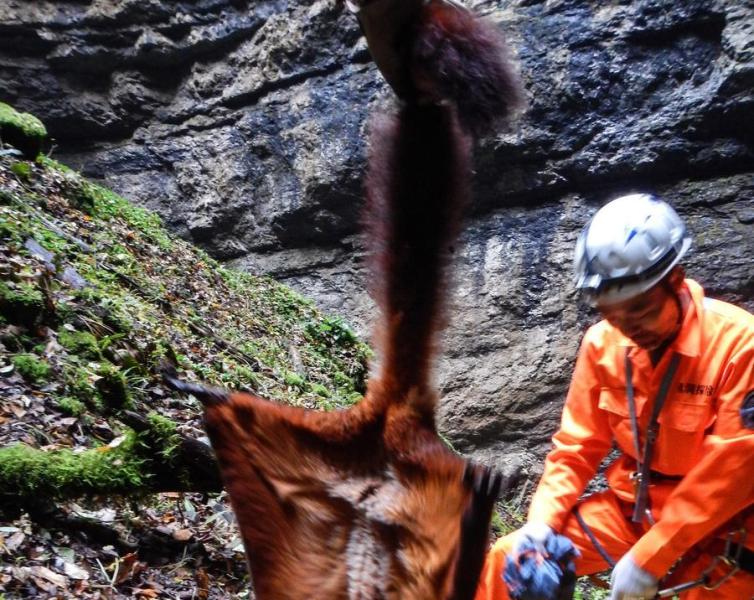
<box><xmin>527</xmin><ymin>331</ymin><xmax>614</xmax><ymax>532</ymax></box>
<box><xmin>631</xmin><ymin>342</ymin><xmax>754</xmax><ymax>578</ymax></box>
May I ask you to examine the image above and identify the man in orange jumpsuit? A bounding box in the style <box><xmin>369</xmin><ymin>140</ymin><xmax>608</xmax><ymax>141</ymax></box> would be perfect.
<box><xmin>475</xmin><ymin>194</ymin><xmax>754</xmax><ymax>600</ymax></box>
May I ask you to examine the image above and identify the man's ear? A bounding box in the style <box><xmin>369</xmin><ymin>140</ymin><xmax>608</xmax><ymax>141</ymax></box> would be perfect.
<box><xmin>667</xmin><ymin>265</ymin><xmax>686</xmax><ymax>291</ymax></box>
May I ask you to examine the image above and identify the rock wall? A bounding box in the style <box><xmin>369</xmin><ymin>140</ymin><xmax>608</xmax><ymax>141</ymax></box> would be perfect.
<box><xmin>2</xmin><ymin>0</ymin><xmax>753</xmax><ymax>487</ymax></box>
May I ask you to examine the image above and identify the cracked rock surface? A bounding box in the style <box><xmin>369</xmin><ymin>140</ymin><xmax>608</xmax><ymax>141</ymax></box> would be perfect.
<box><xmin>2</xmin><ymin>0</ymin><xmax>753</xmax><ymax>485</ymax></box>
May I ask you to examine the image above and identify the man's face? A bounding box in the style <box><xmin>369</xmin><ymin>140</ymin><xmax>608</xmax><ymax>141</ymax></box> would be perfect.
<box><xmin>597</xmin><ymin>284</ymin><xmax>682</xmax><ymax>350</ymax></box>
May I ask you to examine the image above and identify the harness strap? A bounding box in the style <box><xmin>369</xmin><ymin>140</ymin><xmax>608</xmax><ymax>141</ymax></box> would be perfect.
<box><xmin>657</xmin><ymin>541</ymin><xmax>754</xmax><ymax>597</ymax></box>
<box><xmin>624</xmin><ymin>350</ymin><xmax>642</xmax><ymax>468</ymax></box>
<box><xmin>625</xmin><ymin>349</ymin><xmax>682</xmax><ymax>524</ymax></box>
<box><xmin>734</xmin><ymin>544</ymin><xmax>754</xmax><ymax>574</ymax></box>
<box><xmin>573</xmin><ymin>505</ymin><xmax>616</xmax><ymax>568</ymax></box>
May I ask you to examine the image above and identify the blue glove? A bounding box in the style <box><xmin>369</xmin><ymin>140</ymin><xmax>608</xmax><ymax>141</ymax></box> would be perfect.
<box><xmin>609</xmin><ymin>553</ymin><xmax>658</xmax><ymax>600</ymax></box>
<box><xmin>515</xmin><ymin>522</ymin><xmax>554</xmax><ymax>553</ymax></box>
<box><xmin>504</xmin><ymin>523</ymin><xmax>579</xmax><ymax>600</ymax></box>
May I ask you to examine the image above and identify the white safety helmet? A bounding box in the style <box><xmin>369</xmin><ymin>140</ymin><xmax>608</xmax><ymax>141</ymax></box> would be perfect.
<box><xmin>574</xmin><ymin>194</ymin><xmax>691</xmax><ymax>306</ymax></box>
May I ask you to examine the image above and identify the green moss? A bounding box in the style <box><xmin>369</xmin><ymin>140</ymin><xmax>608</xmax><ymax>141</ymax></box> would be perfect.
<box><xmin>70</xmin><ymin>181</ymin><xmax>96</xmax><ymax>214</ymax></box>
<box><xmin>36</xmin><ymin>155</ymin><xmax>75</xmax><ymax>175</ymax></box>
<box><xmin>0</xmin><ymin>329</ymin><xmax>32</xmax><ymax>353</ymax></box>
<box><xmin>283</xmin><ymin>371</ymin><xmax>308</xmax><ymax>391</ymax></box>
<box><xmin>573</xmin><ymin>584</ymin><xmax>611</xmax><ymax>600</ymax></box>
<box><xmin>333</xmin><ymin>370</ymin><xmax>355</xmax><ymax>390</ymax></box>
<box><xmin>0</xmin><ymin>433</ymin><xmax>145</xmax><ymax>501</ymax></box>
<box><xmin>0</xmin><ymin>281</ymin><xmax>45</xmax><ymax>327</ymax></box>
<box><xmin>220</xmin><ymin>364</ymin><xmax>261</xmax><ymax>390</ymax></box>
<box><xmin>95</xmin><ymin>362</ymin><xmax>132</xmax><ymax>410</ymax></box>
<box><xmin>303</xmin><ymin>316</ymin><xmax>371</xmax><ymax>396</ymax></box>
<box><xmin>146</xmin><ymin>413</ymin><xmax>180</xmax><ymax>464</ymax></box>
<box><xmin>10</xmin><ymin>162</ymin><xmax>32</xmax><ymax>181</ymax></box>
<box><xmin>72</xmin><ymin>288</ymin><xmax>133</xmax><ymax>334</ymax></box>
<box><xmin>108</xmin><ymin>244</ymin><xmax>137</xmax><ymax>269</ymax></box>
<box><xmin>310</xmin><ymin>383</ymin><xmax>330</xmax><ymax>398</ymax></box>
<box><xmin>305</xmin><ymin>316</ymin><xmax>358</xmax><ymax>348</ymax></box>
<box><xmin>58</xmin><ymin>330</ymin><xmax>101</xmax><ymax>360</ymax></box>
<box><xmin>490</xmin><ymin>511</ymin><xmax>509</xmax><ymax>538</ymax></box>
<box><xmin>64</xmin><ymin>365</ymin><xmax>104</xmax><ymax>412</ymax></box>
<box><xmin>56</xmin><ymin>396</ymin><xmax>86</xmax><ymax>417</ymax></box>
<box><xmin>0</xmin><ymin>190</ymin><xmax>14</xmax><ymax>205</ymax></box>
<box><xmin>0</xmin><ymin>218</ymin><xmax>18</xmax><ymax>242</ymax></box>
<box><xmin>0</xmin><ymin>103</ymin><xmax>46</xmax><ymax>139</ymax></box>
<box><xmin>12</xmin><ymin>353</ymin><xmax>50</xmax><ymax>383</ymax></box>
<box><xmin>1</xmin><ymin>148</ymin><xmax>376</xmax><ymax>439</ymax></box>
<box><xmin>74</xmin><ymin>181</ymin><xmax>172</xmax><ymax>250</ymax></box>
<box><xmin>0</xmin><ymin>103</ymin><xmax>47</xmax><ymax>159</ymax></box>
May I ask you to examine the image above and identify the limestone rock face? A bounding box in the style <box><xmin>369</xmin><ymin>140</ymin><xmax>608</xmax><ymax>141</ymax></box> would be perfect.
<box><xmin>2</xmin><ymin>0</ymin><xmax>752</xmax><ymax>488</ymax></box>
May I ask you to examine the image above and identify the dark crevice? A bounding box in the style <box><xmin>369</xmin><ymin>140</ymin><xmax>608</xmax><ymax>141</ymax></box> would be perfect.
<box><xmin>45</xmin><ymin>19</ymin><xmax>267</xmax><ymax>74</ymax></box>
<box><xmin>471</xmin><ymin>158</ymin><xmax>754</xmax><ymax>215</ymax></box>
<box><xmin>624</xmin><ymin>13</ymin><xmax>726</xmax><ymax>47</ymax></box>
<box><xmin>221</xmin><ymin>63</ymin><xmax>343</xmax><ymax>111</ymax></box>
<box><xmin>156</xmin><ymin>62</ymin><xmax>344</xmax><ymax>126</ymax></box>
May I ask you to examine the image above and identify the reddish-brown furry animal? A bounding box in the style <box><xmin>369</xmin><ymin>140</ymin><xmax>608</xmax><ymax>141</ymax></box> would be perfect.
<box><xmin>166</xmin><ymin>1</ymin><xmax>524</xmax><ymax>598</ymax></box>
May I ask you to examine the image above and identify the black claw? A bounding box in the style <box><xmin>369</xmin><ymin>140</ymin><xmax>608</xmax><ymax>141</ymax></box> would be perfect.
<box><xmin>463</xmin><ymin>462</ymin><xmax>502</xmax><ymax>502</ymax></box>
<box><xmin>475</xmin><ymin>465</ymin><xmax>490</xmax><ymax>495</ymax></box>
<box><xmin>488</xmin><ymin>470</ymin><xmax>503</xmax><ymax>498</ymax></box>
<box><xmin>463</xmin><ymin>461</ymin><xmax>475</xmax><ymax>487</ymax></box>
<box><xmin>161</xmin><ymin>364</ymin><xmax>228</xmax><ymax>406</ymax></box>
<box><xmin>451</xmin><ymin>461</ymin><xmax>503</xmax><ymax>600</ymax></box>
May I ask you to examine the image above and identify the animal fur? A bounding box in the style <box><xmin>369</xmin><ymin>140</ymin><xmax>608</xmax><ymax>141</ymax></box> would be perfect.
<box><xmin>166</xmin><ymin>1</ymin><xmax>524</xmax><ymax>598</ymax></box>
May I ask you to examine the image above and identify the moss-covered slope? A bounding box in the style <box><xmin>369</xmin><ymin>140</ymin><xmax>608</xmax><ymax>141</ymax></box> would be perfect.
<box><xmin>0</xmin><ymin>127</ymin><xmax>371</xmax><ymax>499</ymax></box>
<box><xmin>0</xmin><ymin>104</ymin><xmax>373</xmax><ymax>598</ymax></box>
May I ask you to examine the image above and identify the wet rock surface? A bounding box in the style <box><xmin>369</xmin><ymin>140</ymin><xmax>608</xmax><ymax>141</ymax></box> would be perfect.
<box><xmin>2</xmin><ymin>0</ymin><xmax>752</xmax><ymax>486</ymax></box>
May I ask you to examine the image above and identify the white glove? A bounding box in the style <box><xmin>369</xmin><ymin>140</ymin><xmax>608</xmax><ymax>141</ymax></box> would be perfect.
<box><xmin>609</xmin><ymin>553</ymin><xmax>659</xmax><ymax>600</ymax></box>
<box><xmin>514</xmin><ymin>521</ymin><xmax>554</xmax><ymax>553</ymax></box>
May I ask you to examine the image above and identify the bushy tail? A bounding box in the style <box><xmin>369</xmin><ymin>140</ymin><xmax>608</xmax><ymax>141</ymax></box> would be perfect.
<box><xmin>366</xmin><ymin>103</ymin><xmax>470</xmax><ymax>403</ymax></box>
<box><xmin>363</xmin><ymin>0</ymin><xmax>524</xmax><ymax>413</ymax></box>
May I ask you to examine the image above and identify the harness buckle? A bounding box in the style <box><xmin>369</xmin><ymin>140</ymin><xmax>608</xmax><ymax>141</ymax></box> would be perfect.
<box><xmin>629</xmin><ymin>470</ymin><xmax>641</xmax><ymax>492</ymax></box>
<box><xmin>700</xmin><ymin>527</ymin><xmax>746</xmax><ymax>591</ymax></box>
<box><xmin>657</xmin><ymin>526</ymin><xmax>748</xmax><ymax>597</ymax></box>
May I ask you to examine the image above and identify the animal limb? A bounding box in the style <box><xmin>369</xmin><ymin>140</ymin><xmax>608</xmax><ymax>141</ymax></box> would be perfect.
<box><xmin>165</xmin><ymin>2</ymin><xmax>524</xmax><ymax>598</ymax></box>
<box><xmin>349</xmin><ymin>0</ymin><xmax>525</xmax><ymax>132</ymax></box>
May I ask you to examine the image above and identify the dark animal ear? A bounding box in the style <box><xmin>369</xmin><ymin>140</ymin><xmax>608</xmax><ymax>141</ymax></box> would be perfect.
<box><xmin>162</xmin><ymin>366</ymin><xmax>228</xmax><ymax>406</ymax></box>
<box><xmin>449</xmin><ymin>462</ymin><xmax>504</xmax><ymax>600</ymax></box>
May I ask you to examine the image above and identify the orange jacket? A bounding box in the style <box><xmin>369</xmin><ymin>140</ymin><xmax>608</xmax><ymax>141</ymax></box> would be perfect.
<box><xmin>527</xmin><ymin>279</ymin><xmax>754</xmax><ymax>578</ymax></box>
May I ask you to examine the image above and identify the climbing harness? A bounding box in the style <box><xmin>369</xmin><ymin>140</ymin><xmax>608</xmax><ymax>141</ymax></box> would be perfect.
<box><xmin>573</xmin><ymin>506</ymin><xmax>615</xmax><ymax>568</ymax></box>
<box><xmin>573</xmin><ymin>351</ymin><xmax>753</xmax><ymax>597</ymax></box>
<box><xmin>572</xmin><ymin>518</ymin><xmax>752</xmax><ymax>597</ymax></box>
<box><xmin>655</xmin><ymin>526</ymin><xmax>748</xmax><ymax>597</ymax></box>
<box><xmin>625</xmin><ymin>349</ymin><xmax>681</xmax><ymax>524</ymax></box>
<box><xmin>569</xmin><ymin>351</ymin><xmax>683</xmax><ymax>576</ymax></box>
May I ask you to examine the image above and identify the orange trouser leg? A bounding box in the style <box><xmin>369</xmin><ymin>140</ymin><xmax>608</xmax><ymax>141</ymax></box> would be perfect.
<box><xmin>474</xmin><ymin>490</ymin><xmax>636</xmax><ymax>600</ymax></box>
<box><xmin>474</xmin><ymin>490</ymin><xmax>754</xmax><ymax>600</ymax></box>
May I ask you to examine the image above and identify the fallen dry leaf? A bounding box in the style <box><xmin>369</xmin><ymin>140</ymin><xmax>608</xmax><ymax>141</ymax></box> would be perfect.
<box><xmin>9</xmin><ymin>404</ymin><xmax>26</xmax><ymax>418</ymax></box>
<box><xmin>63</xmin><ymin>561</ymin><xmax>89</xmax><ymax>580</ymax></box>
<box><xmin>172</xmin><ymin>528</ymin><xmax>193</xmax><ymax>542</ymax></box>
<box><xmin>3</xmin><ymin>531</ymin><xmax>26</xmax><ymax>553</ymax></box>
<box><xmin>114</xmin><ymin>552</ymin><xmax>145</xmax><ymax>585</ymax></box>
<box><xmin>31</xmin><ymin>565</ymin><xmax>67</xmax><ymax>587</ymax></box>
